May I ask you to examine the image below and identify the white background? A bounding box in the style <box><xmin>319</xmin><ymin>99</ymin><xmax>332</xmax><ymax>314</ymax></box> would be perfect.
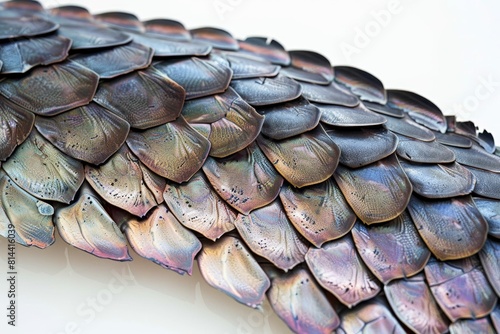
<box><xmin>1</xmin><ymin>1</ymin><xmax>500</xmax><ymax>333</ymax></box>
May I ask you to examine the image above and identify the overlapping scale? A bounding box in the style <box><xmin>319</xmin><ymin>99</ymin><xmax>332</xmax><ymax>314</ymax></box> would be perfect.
<box><xmin>479</xmin><ymin>238</ymin><xmax>500</xmax><ymax>296</ymax></box>
<box><xmin>93</xmin><ymin>11</ymin><xmax>144</xmax><ymax>32</ymax></box>
<box><xmin>126</xmin><ymin>31</ymin><xmax>211</xmax><ymax>57</ymax></box>
<box><xmin>267</xmin><ymin>267</ymin><xmax>340</xmax><ymax>334</ymax></box>
<box><xmin>93</xmin><ymin>67</ymin><xmax>185</xmax><ymax>129</ymax></box>
<box><xmin>0</xmin><ymin>95</ymin><xmax>34</xmax><ymax>161</ymax></box>
<box><xmin>351</xmin><ymin>213</ymin><xmax>431</xmax><ymax>284</ymax></box>
<box><xmin>197</xmin><ymin>236</ymin><xmax>269</xmax><ymax>307</ymax></box>
<box><xmin>384</xmin><ymin>114</ymin><xmax>436</xmax><ymax>141</ymax></box>
<box><xmin>434</xmin><ymin>131</ymin><xmax>473</xmax><ymax>148</ymax></box>
<box><xmin>316</xmin><ymin>102</ymin><xmax>387</xmax><ymax>127</ymax></box>
<box><xmin>466</xmin><ymin>165</ymin><xmax>500</xmax><ymax>200</ymax></box>
<box><xmin>0</xmin><ymin>170</ymin><xmax>54</xmax><ymax>248</ymax></box>
<box><xmin>334</xmin><ymin>154</ymin><xmax>412</xmax><ymax>224</ymax></box>
<box><xmin>326</xmin><ymin>126</ymin><xmax>397</xmax><ymax>168</ymax></box>
<box><xmin>257</xmin><ymin>97</ymin><xmax>320</xmax><ymax>140</ymax></box>
<box><xmin>425</xmin><ymin>256</ymin><xmax>498</xmax><ymax>321</ymax></box>
<box><xmin>337</xmin><ymin>298</ymin><xmax>405</xmax><ymax>334</ymax></box>
<box><xmin>0</xmin><ymin>15</ymin><xmax>58</xmax><ymax>40</ymax></box>
<box><xmin>0</xmin><ymin>0</ymin><xmax>44</xmax><ymax>13</ymax></box>
<box><xmin>2</xmin><ymin>130</ymin><xmax>84</xmax><ymax>203</ymax></box>
<box><xmin>154</xmin><ymin>56</ymin><xmax>232</xmax><ymax>99</ymax></box>
<box><xmin>54</xmin><ymin>184</ymin><xmax>131</xmax><ymax>261</ymax></box>
<box><xmin>224</xmin><ymin>53</ymin><xmax>280</xmax><ymax>79</ymax></box>
<box><xmin>363</xmin><ymin>100</ymin><xmax>404</xmax><ymax>118</ymax></box>
<box><xmin>473</xmin><ymin>197</ymin><xmax>500</xmax><ymax>238</ymax></box>
<box><xmin>306</xmin><ymin>235</ymin><xmax>381</xmax><ymax>308</ymax></box>
<box><xmin>399</xmin><ymin>160</ymin><xmax>475</xmax><ymax>198</ymax></box>
<box><xmin>448</xmin><ymin>144</ymin><xmax>500</xmax><ymax>173</ymax></box>
<box><xmin>0</xmin><ymin>35</ymin><xmax>71</xmax><ymax>74</ymax></box>
<box><xmin>126</xmin><ymin>116</ymin><xmax>210</xmax><ymax>183</ymax></box>
<box><xmin>233</xmin><ymin>200</ymin><xmax>309</xmax><ymax>271</ymax></box>
<box><xmin>334</xmin><ymin>66</ymin><xmax>386</xmax><ymax>104</ymax></box>
<box><xmin>396</xmin><ymin>134</ymin><xmax>456</xmax><ymax>164</ymax></box>
<box><xmin>0</xmin><ymin>61</ymin><xmax>99</xmax><ymax>116</ymax></box>
<box><xmin>279</xmin><ymin>179</ymin><xmax>356</xmax><ymax>247</ymax></box>
<box><xmin>163</xmin><ymin>171</ymin><xmax>236</xmax><ymax>241</ymax></box>
<box><xmin>202</xmin><ymin>143</ymin><xmax>283</xmax><ymax>215</ymax></box>
<box><xmin>70</xmin><ymin>42</ymin><xmax>153</xmax><ymax>79</ymax></box>
<box><xmin>387</xmin><ymin>89</ymin><xmax>447</xmax><ymax>133</ymax></box>
<box><xmin>184</xmin><ymin>87</ymin><xmax>264</xmax><ymax>157</ymax></box>
<box><xmin>492</xmin><ymin>304</ymin><xmax>500</xmax><ymax>331</ymax></box>
<box><xmin>300</xmin><ymin>81</ymin><xmax>359</xmax><ymax>106</ymax></box>
<box><xmin>56</xmin><ymin>22</ymin><xmax>132</xmax><ymax>50</ymax></box>
<box><xmin>121</xmin><ymin>204</ymin><xmax>202</xmax><ymax>275</ymax></box>
<box><xmin>238</xmin><ymin>37</ymin><xmax>291</xmax><ymax>66</ymax></box>
<box><xmin>191</xmin><ymin>27</ymin><xmax>239</xmax><ymax>50</ymax></box>
<box><xmin>35</xmin><ymin>102</ymin><xmax>130</xmax><ymax>165</ymax></box>
<box><xmin>449</xmin><ymin>317</ymin><xmax>496</xmax><ymax>334</ymax></box>
<box><xmin>230</xmin><ymin>74</ymin><xmax>302</xmax><ymax>106</ymax></box>
<box><xmin>407</xmin><ymin>195</ymin><xmax>488</xmax><ymax>260</ymax></box>
<box><xmin>385</xmin><ymin>273</ymin><xmax>449</xmax><ymax>334</ymax></box>
<box><xmin>257</xmin><ymin>125</ymin><xmax>340</xmax><ymax>188</ymax></box>
<box><xmin>49</xmin><ymin>5</ymin><xmax>93</xmax><ymax>21</ymax></box>
<box><xmin>85</xmin><ymin>145</ymin><xmax>159</xmax><ymax>217</ymax></box>
<box><xmin>281</xmin><ymin>50</ymin><xmax>334</xmax><ymax>85</ymax></box>
<box><xmin>143</xmin><ymin>19</ymin><xmax>191</xmax><ymax>41</ymax></box>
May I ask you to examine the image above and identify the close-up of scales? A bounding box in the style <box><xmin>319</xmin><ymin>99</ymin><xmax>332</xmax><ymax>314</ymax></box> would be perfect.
<box><xmin>0</xmin><ymin>1</ymin><xmax>499</xmax><ymax>333</ymax></box>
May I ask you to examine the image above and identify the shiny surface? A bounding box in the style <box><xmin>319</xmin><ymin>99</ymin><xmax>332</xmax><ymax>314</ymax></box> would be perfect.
<box><xmin>55</xmin><ymin>184</ymin><xmax>131</xmax><ymax>261</ymax></box>
<box><xmin>70</xmin><ymin>42</ymin><xmax>153</xmax><ymax>79</ymax></box>
<box><xmin>257</xmin><ymin>97</ymin><xmax>320</xmax><ymax>140</ymax></box>
<box><xmin>35</xmin><ymin>102</ymin><xmax>130</xmax><ymax>165</ymax></box>
<box><xmin>387</xmin><ymin>89</ymin><xmax>447</xmax><ymax>133</ymax></box>
<box><xmin>0</xmin><ymin>170</ymin><xmax>54</xmax><ymax>248</ymax></box>
<box><xmin>399</xmin><ymin>160</ymin><xmax>475</xmax><ymax>198</ymax></box>
<box><xmin>316</xmin><ymin>102</ymin><xmax>386</xmax><ymax>127</ymax></box>
<box><xmin>385</xmin><ymin>273</ymin><xmax>449</xmax><ymax>334</ymax></box>
<box><xmin>257</xmin><ymin>125</ymin><xmax>340</xmax><ymax>188</ymax></box>
<box><xmin>230</xmin><ymin>74</ymin><xmax>302</xmax><ymax>106</ymax></box>
<box><xmin>425</xmin><ymin>256</ymin><xmax>498</xmax><ymax>321</ymax></box>
<box><xmin>234</xmin><ymin>200</ymin><xmax>309</xmax><ymax>271</ymax></box>
<box><xmin>202</xmin><ymin>143</ymin><xmax>283</xmax><ymax>214</ymax></box>
<box><xmin>396</xmin><ymin>134</ymin><xmax>456</xmax><ymax>164</ymax></box>
<box><xmin>351</xmin><ymin>213</ymin><xmax>430</xmax><ymax>284</ymax></box>
<box><xmin>191</xmin><ymin>27</ymin><xmax>239</xmax><ymax>50</ymax></box>
<box><xmin>408</xmin><ymin>195</ymin><xmax>488</xmax><ymax>260</ymax></box>
<box><xmin>0</xmin><ymin>95</ymin><xmax>34</xmax><ymax>161</ymax></box>
<box><xmin>126</xmin><ymin>117</ymin><xmax>210</xmax><ymax>183</ymax></box>
<box><xmin>197</xmin><ymin>236</ymin><xmax>270</xmax><ymax>307</ymax></box>
<box><xmin>85</xmin><ymin>145</ymin><xmax>159</xmax><ymax>217</ymax></box>
<box><xmin>154</xmin><ymin>56</ymin><xmax>232</xmax><ymax>99</ymax></box>
<box><xmin>279</xmin><ymin>178</ymin><xmax>356</xmax><ymax>247</ymax></box>
<box><xmin>0</xmin><ymin>35</ymin><xmax>71</xmax><ymax>74</ymax></box>
<box><xmin>2</xmin><ymin>130</ymin><xmax>84</xmax><ymax>203</ymax></box>
<box><xmin>94</xmin><ymin>67</ymin><xmax>185</xmax><ymax>129</ymax></box>
<box><xmin>224</xmin><ymin>52</ymin><xmax>280</xmax><ymax>79</ymax></box>
<box><xmin>306</xmin><ymin>235</ymin><xmax>381</xmax><ymax>308</ymax></box>
<box><xmin>0</xmin><ymin>60</ymin><xmax>99</xmax><ymax>116</ymax></box>
<box><xmin>122</xmin><ymin>204</ymin><xmax>202</xmax><ymax>275</ymax></box>
<box><xmin>473</xmin><ymin>197</ymin><xmax>500</xmax><ymax>238</ymax></box>
<box><xmin>326</xmin><ymin>126</ymin><xmax>397</xmax><ymax>168</ymax></box>
<box><xmin>383</xmin><ymin>114</ymin><xmax>436</xmax><ymax>142</ymax></box>
<box><xmin>300</xmin><ymin>81</ymin><xmax>359</xmax><ymax>106</ymax></box>
<box><xmin>337</xmin><ymin>298</ymin><xmax>405</xmax><ymax>334</ymax></box>
<box><xmin>448</xmin><ymin>143</ymin><xmax>500</xmax><ymax>173</ymax></box>
<box><xmin>163</xmin><ymin>171</ymin><xmax>236</xmax><ymax>240</ymax></box>
<box><xmin>479</xmin><ymin>238</ymin><xmax>500</xmax><ymax>296</ymax></box>
<box><xmin>467</xmin><ymin>165</ymin><xmax>500</xmax><ymax>200</ymax></box>
<box><xmin>267</xmin><ymin>267</ymin><xmax>340</xmax><ymax>334</ymax></box>
<box><xmin>334</xmin><ymin>66</ymin><xmax>386</xmax><ymax>104</ymax></box>
<box><xmin>334</xmin><ymin>154</ymin><xmax>412</xmax><ymax>224</ymax></box>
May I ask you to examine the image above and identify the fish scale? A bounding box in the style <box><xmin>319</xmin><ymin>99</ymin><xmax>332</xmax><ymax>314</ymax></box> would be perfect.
<box><xmin>0</xmin><ymin>1</ymin><xmax>499</xmax><ymax>333</ymax></box>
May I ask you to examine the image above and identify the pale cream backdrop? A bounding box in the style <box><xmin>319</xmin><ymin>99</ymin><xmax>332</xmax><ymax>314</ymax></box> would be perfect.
<box><xmin>1</xmin><ymin>1</ymin><xmax>500</xmax><ymax>333</ymax></box>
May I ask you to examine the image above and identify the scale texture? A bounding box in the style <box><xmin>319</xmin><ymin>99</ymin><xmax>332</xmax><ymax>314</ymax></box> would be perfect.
<box><xmin>0</xmin><ymin>1</ymin><xmax>499</xmax><ymax>333</ymax></box>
